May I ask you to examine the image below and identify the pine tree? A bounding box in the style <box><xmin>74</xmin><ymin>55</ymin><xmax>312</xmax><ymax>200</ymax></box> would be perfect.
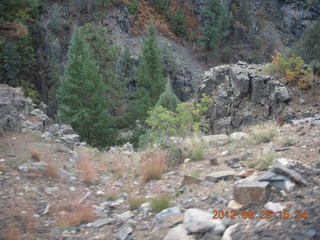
<box><xmin>57</xmin><ymin>27</ymin><xmax>115</xmax><ymax>148</ymax></box>
<box><xmin>199</xmin><ymin>0</ymin><xmax>230</xmax><ymax>52</ymax></box>
<box><xmin>157</xmin><ymin>79</ymin><xmax>180</xmax><ymax>111</ymax></box>
<box><xmin>134</xmin><ymin>26</ymin><xmax>166</xmax><ymax>120</ymax></box>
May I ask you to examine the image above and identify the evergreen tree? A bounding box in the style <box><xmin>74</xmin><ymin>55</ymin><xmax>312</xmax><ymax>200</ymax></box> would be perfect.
<box><xmin>78</xmin><ymin>23</ymin><xmax>126</xmax><ymax>119</ymax></box>
<box><xmin>199</xmin><ymin>0</ymin><xmax>230</xmax><ymax>53</ymax></box>
<box><xmin>133</xmin><ymin>26</ymin><xmax>166</xmax><ymax>120</ymax></box>
<box><xmin>57</xmin><ymin>27</ymin><xmax>115</xmax><ymax>147</ymax></box>
<box><xmin>157</xmin><ymin>79</ymin><xmax>180</xmax><ymax>111</ymax></box>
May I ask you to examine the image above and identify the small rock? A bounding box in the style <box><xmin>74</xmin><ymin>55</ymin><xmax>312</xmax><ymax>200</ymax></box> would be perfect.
<box><xmin>181</xmin><ymin>175</ymin><xmax>202</xmax><ymax>186</ymax></box>
<box><xmin>221</xmin><ymin>150</ymin><xmax>230</xmax><ymax>156</ymax></box>
<box><xmin>96</xmin><ymin>191</ymin><xmax>105</xmax><ymax>196</ymax></box>
<box><xmin>154</xmin><ymin>206</ymin><xmax>181</xmax><ymax>223</ymax></box>
<box><xmin>117</xmin><ymin>225</ymin><xmax>133</xmax><ymax>240</ymax></box>
<box><xmin>91</xmin><ymin>218</ymin><xmax>114</xmax><ymax>228</ymax></box>
<box><xmin>184</xmin><ymin>208</ymin><xmax>225</xmax><ymax>234</ymax></box>
<box><xmin>265</xmin><ymin>202</ymin><xmax>285</xmax><ymax>212</ymax></box>
<box><xmin>233</xmin><ymin>181</ymin><xmax>270</xmax><ymax>204</ymax></box>
<box><xmin>230</xmin><ymin>132</ymin><xmax>249</xmax><ymax>140</ymax></box>
<box><xmin>163</xmin><ymin>224</ymin><xmax>195</xmax><ymax>240</ymax></box>
<box><xmin>205</xmin><ymin>171</ymin><xmax>236</xmax><ymax>182</ymax></box>
<box><xmin>202</xmin><ymin>134</ymin><xmax>229</xmax><ymax>145</ymax></box>
<box><xmin>210</xmin><ymin>157</ymin><xmax>219</xmax><ymax>166</ymax></box>
<box><xmin>238</xmin><ymin>169</ymin><xmax>256</xmax><ymax>178</ymax></box>
<box><xmin>227</xmin><ymin>200</ymin><xmax>243</xmax><ymax>210</ymax></box>
<box><xmin>222</xmin><ymin>223</ymin><xmax>239</xmax><ymax>240</ymax></box>
<box><xmin>272</xmin><ymin>162</ymin><xmax>308</xmax><ymax>185</ymax></box>
<box><xmin>117</xmin><ymin>211</ymin><xmax>134</xmax><ymax>222</ymax></box>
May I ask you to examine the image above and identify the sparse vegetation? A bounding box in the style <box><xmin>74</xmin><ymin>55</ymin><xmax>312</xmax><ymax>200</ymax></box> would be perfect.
<box><xmin>256</xmin><ymin>151</ymin><xmax>277</xmax><ymax>171</ymax></box>
<box><xmin>247</xmin><ymin>122</ymin><xmax>278</xmax><ymax>144</ymax></box>
<box><xmin>55</xmin><ymin>203</ymin><xmax>96</xmax><ymax>227</ymax></box>
<box><xmin>105</xmin><ymin>190</ymin><xmax>119</xmax><ymax>201</ymax></box>
<box><xmin>189</xmin><ymin>136</ymin><xmax>205</xmax><ymax>161</ymax></box>
<box><xmin>141</xmin><ymin>150</ymin><xmax>166</xmax><ymax>182</ymax></box>
<box><xmin>30</xmin><ymin>149</ymin><xmax>41</xmax><ymax>161</ymax></box>
<box><xmin>77</xmin><ymin>151</ymin><xmax>97</xmax><ymax>185</ymax></box>
<box><xmin>264</xmin><ymin>51</ymin><xmax>315</xmax><ymax>89</ymax></box>
<box><xmin>282</xmin><ymin>137</ymin><xmax>296</xmax><ymax>147</ymax></box>
<box><xmin>128</xmin><ymin>196</ymin><xmax>146</xmax><ymax>210</ymax></box>
<box><xmin>46</xmin><ymin>161</ymin><xmax>61</xmax><ymax>179</ymax></box>
<box><xmin>150</xmin><ymin>196</ymin><xmax>170</xmax><ymax>212</ymax></box>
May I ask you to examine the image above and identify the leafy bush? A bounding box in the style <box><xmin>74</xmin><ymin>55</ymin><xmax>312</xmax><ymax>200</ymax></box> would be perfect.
<box><xmin>170</xmin><ymin>10</ymin><xmax>187</xmax><ymax>38</ymax></box>
<box><xmin>265</xmin><ymin>51</ymin><xmax>315</xmax><ymax>89</ymax></box>
<box><xmin>0</xmin><ymin>0</ymin><xmax>42</xmax><ymax>22</ymax></box>
<box><xmin>150</xmin><ymin>196</ymin><xmax>170</xmax><ymax>213</ymax></box>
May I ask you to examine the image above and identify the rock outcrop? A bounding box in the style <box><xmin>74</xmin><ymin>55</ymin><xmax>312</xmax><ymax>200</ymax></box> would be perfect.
<box><xmin>196</xmin><ymin>62</ymin><xmax>292</xmax><ymax>134</ymax></box>
<box><xmin>0</xmin><ymin>84</ymin><xmax>33</xmax><ymax>134</ymax></box>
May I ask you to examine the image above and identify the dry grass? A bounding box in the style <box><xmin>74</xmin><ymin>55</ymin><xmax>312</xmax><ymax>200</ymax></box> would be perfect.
<box><xmin>128</xmin><ymin>196</ymin><xmax>146</xmax><ymax>210</ymax></box>
<box><xmin>3</xmin><ymin>223</ymin><xmax>20</xmax><ymax>240</ymax></box>
<box><xmin>105</xmin><ymin>190</ymin><xmax>119</xmax><ymax>201</ymax></box>
<box><xmin>30</xmin><ymin>149</ymin><xmax>41</xmax><ymax>162</ymax></box>
<box><xmin>55</xmin><ymin>203</ymin><xmax>96</xmax><ymax>227</ymax></box>
<box><xmin>245</xmin><ymin>121</ymin><xmax>278</xmax><ymax>144</ymax></box>
<box><xmin>109</xmin><ymin>153</ymin><xmax>126</xmax><ymax>177</ymax></box>
<box><xmin>141</xmin><ymin>150</ymin><xmax>166</xmax><ymax>182</ymax></box>
<box><xmin>46</xmin><ymin>161</ymin><xmax>61</xmax><ymax>179</ymax></box>
<box><xmin>77</xmin><ymin>151</ymin><xmax>97</xmax><ymax>184</ymax></box>
<box><xmin>150</xmin><ymin>196</ymin><xmax>170</xmax><ymax>213</ymax></box>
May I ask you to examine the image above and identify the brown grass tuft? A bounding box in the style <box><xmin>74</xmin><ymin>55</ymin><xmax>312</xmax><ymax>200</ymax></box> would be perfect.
<box><xmin>141</xmin><ymin>150</ymin><xmax>166</xmax><ymax>182</ymax></box>
<box><xmin>77</xmin><ymin>151</ymin><xmax>97</xmax><ymax>184</ymax></box>
<box><xmin>30</xmin><ymin>149</ymin><xmax>41</xmax><ymax>162</ymax></box>
<box><xmin>55</xmin><ymin>203</ymin><xmax>96</xmax><ymax>227</ymax></box>
<box><xmin>109</xmin><ymin>153</ymin><xmax>126</xmax><ymax>177</ymax></box>
<box><xmin>46</xmin><ymin>161</ymin><xmax>61</xmax><ymax>179</ymax></box>
<box><xmin>4</xmin><ymin>223</ymin><xmax>20</xmax><ymax>240</ymax></box>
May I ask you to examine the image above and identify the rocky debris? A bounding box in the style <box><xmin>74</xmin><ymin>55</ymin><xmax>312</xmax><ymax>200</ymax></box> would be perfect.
<box><xmin>154</xmin><ymin>206</ymin><xmax>181</xmax><ymax>224</ymax></box>
<box><xmin>205</xmin><ymin>171</ymin><xmax>236</xmax><ymax>183</ymax></box>
<box><xmin>221</xmin><ymin>223</ymin><xmax>239</xmax><ymax>240</ymax></box>
<box><xmin>116</xmin><ymin>211</ymin><xmax>134</xmax><ymax>222</ymax></box>
<box><xmin>233</xmin><ymin>181</ymin><xmax>270</xmax><ymax>204</ymax></box>
<box><xmin>292</xmin><ymin>114</ymin><xmax>320</xmax><ymax>126</ymax></box>
<box><xmin>265</xmin><ymin>202</ymin><xmax>285</xmax><ymax>213</ymax></box>
<box><xmin>272</xmin><ymin>161</ymin><xmax>308</xmax><ymax>186</ymax></box>
<box><xmin>227</xmin><ymin>200</ymin><xmax>243</xmax><ymax>210</ymax></box>
<box><xmin>117</xmin><ymin>224</ymin><xmax>133</xmax><ymax>240</ymax></box>
<box><xmin>18</xmin><ymin>161</ymin><xmax>47</xmax><ymax>173</ymax></box>
<box><xmin>257</xmin><ymin>171</ymin><xmax>295</xmax><ymax>192</ymax></box>
<box><xmin>210</xmin><ymin>157</ymin><xmax>219</xmax><ymax>166</ymax></box>
<box><xmin>0</xmin><ymin>85</ymin><xmax>33</xmax><ymax>134</ymax></box>
<box><xmin>183</xmin><ymin>208</ymin><xmax>226</xmax><ymax>234</ymax></box>
<box><xmin>108</xmin><ymin>142</ymin><xmax>135</xmax><ymax>156</ymax></box>
<box><xmin>181</xmin><ymin>175</ymin><xmax>202</xmax><ymax>186</ymax></box>
<box><xmin>163</xmin><ymin>224</ymin><xmax>195</xmax><ymax>240</ymax></box>
<box><xmin>90</xmin><ymin>217</ymin><xmax>115</xmax><ymax>228</ymax></box>
<box><xmin>229</xmin><ymin>132</ymin><xmax>249</xmax><ymax>140</ymax></box>
<box><xmin>202</xmin><ymin>134</ymin><xmax>229</xmax><ymax>145</ymax></box>
<box><xmin>196</xmin><ymin>62</ymin><xmax>292</xmax><ymax>134</ymax></box>
<box><xmin>225</xmin><ymin>152</ymin><xmax>251</xmax><ymax>168</ymax></box>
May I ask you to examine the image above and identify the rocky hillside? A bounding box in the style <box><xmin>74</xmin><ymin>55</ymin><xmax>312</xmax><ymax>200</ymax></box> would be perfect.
<box><xmin>1</xmin><ymin>84</ymin><xmax>320</xmax><ymax>239</ymax></box>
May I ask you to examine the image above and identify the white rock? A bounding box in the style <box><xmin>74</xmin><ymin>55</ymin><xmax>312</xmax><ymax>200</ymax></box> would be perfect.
<box><xmin>163</xmin><ymin>224</ymin><xmax>195</xmax><ymax>240</ymax></box>
<box><xmin>222</xmin><ymin>223</ymin><xmax>239</xmax><ymax>240</ymax></box>
<box><xmin>265</xmin><ymin>202</ymin><xmax>285</xmax><ymax>212</ymax></box>
<box><xmin>230</xmin><ymin>132</ymin><xmax>249</xmax><ymax>140</ymax></box>
<box><xmin>184</xmin><ymin>208</ymin><xmax>225</xmax><ymax>234</ymax></box>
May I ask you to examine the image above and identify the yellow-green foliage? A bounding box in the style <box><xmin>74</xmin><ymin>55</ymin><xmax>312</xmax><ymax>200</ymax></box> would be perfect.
<box><xmin>265</xmin><ymin>51</ymin><xmax>315</xmax><ymax>89</ymax></box>
<box><xmin>128</xmin><ymin>197</ymin><xmax>146</xmax><ymax>210</ymax></box>
<box><xmin>247</xmin><ymin>122</ymin><xmax>278</xmax><ymax>144</ymax></box>
<box><xmin>150</xmin><ymin>196</ymin><xmax>170</xmax><ymax>213</ymax></box>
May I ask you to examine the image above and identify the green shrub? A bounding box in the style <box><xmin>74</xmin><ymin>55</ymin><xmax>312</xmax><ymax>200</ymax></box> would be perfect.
<box><xmin>151</xmin><ymin>0</ymin><xmax>170</xmax><ymax>14</ymax></box>
<box><xmin>129</xmin><ymin>0</ymin><xmax>139</xmax><ymax>16</ymax></box>
<box><xmin>157</xmin><ymin>80</ymin><xmax>181</xmax><ymax>111</ymax></box>
<box><xmin>256</xmin><ymin>151</ymin><xmax>277</xmax><ymax>171</ymax></box>
<box><xmin>49</xmin><ymin>4</ymin><xmax>64</xmax><ymax>35</ymax></box>
<box><xmin>150</xmin><ymin>196</ymin><xmax>170</xmax><ymax>213</ymax></box>
<box><xmin>0</xmin><ymin>0</ymin><xmax>42</xmax><ymax>22</ymax></box>
<box><xmin>170</xmin><ymin>10</ymin><xmax>187</xmax><ymax>38</ymax></box>
<box><xmin>189</xmin><ymin>136</ymin><xmax>205</xmax><ymax>161</ymax></box>
<box><xmin>21</xmin><ymin>80</ymin><xmax>39</xmax><ymax>104</ymax></box>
